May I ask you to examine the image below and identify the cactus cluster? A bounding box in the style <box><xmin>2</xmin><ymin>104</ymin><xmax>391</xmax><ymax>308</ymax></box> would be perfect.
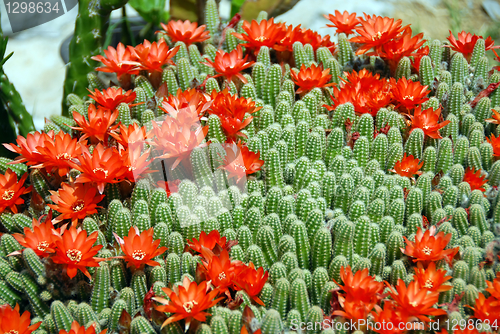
<box><xmin>1</xmin><ymin>3</ymin><xmax>500</xmax><ymax>334</ymax></box>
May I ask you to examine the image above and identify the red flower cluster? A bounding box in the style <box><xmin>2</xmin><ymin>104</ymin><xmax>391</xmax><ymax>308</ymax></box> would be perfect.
<box><xmin>13</xmin><ymin>219</ymin><xmax>102</xmax><ymax>279</ymax></box>
<box><xmin>446</xmin><ymin>30</ymin><xmax>500</xmax><ymax>62</ymax></box>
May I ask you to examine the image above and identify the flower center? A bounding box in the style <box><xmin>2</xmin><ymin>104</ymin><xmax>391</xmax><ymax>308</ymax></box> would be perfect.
<box><xmin>66</xmin><ymin>249</ymin><xmax>82</xmax><ymax>262</ymax></box>
<box><xmin>7</xmin><ymin>331</ymin><xmax>19</xmax><ymax>334</ymax></box>
<box><xmin>424</xmin><ymin>279</ymin><xmax>433</xmax><ymax>289</ymax></box>
<box><xmin>218</xmin><ymin>272</ymin><xmax>226</xmax><ymax>281</ymax></box>
<box><xmin>255</xmin><ymin>36</ymin><xmax>267</xmax><ymax>42</ymax></box>
<box><xmin>93</xmin><ymin>167</ymin><xmax>108</xmax><ymax>178</ymax></box>
<box><xmin>422</xmin><ymin>246</ymin><xmax>432</xmax><ymax>255</ymax></box>
<box><xmin>128</xmin><ymin>166</ymin><xmax>136</xmax><ymax>172</ymax></box>
<box><xmin>403</xmin><ymin>95</ymin><xmax>414</xmax><ymax>101</ymax></box>
<box><xmin>56</xmin><ymin>153</ymin><xmax>71</xmax><ymax>160</ymax></box>
<box><xmin>37</xmin><ymin>241</ymin><xmax>50</xmax><ymax>252</ymax></box>
<box><xmin>183</xmin><ymin>300</ymin><xmax>198</xmax><ymax>313</ymax></box>
<box><xmin>72</xmin><ymin>200</ymin><xmax>85</xmax><ymax>212</ymax></box>
<box><xmin>132</xmin><ymin>250</ymin><xmax>146</xmax><ymax>261</ymax></box>
<box><xmin>410</xmin><ymin>301</ymin><xmax>418</xmax><ymax>307</ymax></box>
<box><xmin>2</xmin><ymin>190</ymin><xmax>15</xmax><ymax>201</ymax></box>
<box><xmin>371</xmin><ymin>31</ymin><xmax>383</xmax><ymax>41</ymax></box>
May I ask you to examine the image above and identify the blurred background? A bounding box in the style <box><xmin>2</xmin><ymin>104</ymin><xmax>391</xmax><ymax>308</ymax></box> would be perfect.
<box><xmin>0</xmin><ymin>0</ymin><xmax>499</xmax><ymax>130</ymax></box>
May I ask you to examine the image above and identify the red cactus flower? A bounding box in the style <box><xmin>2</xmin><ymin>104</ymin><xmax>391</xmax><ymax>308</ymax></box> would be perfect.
<box><xmin>290</xmin><ymin>63</ymin><xmax>335</xmax><ymax>94</ymax></box>
<box><xmin>349</xmin><ymin>15</ymin><xmax>407</xmax><ymax>55</ymax></box>
<box><xmin>151</xmin><ymin>116</ymin><xmax>208</xmax><ymax>170</ymax></box>
<box><xmin>48</xmin><ymin>183</ymin><xmax>105</xmax><ymax>226</ymax></box>
<box><xmin>91</xmin><ymin>42</ymin><xmax>140</xmax><ymax>79</ymax></box>
<box><xmin>110</xmin><ymin>123</ymin><xmax>150</xmax><ymax>150</ymax></box>
<box><xmin>88</xmin><ymin>87</ymin><xmax>136</xmax><ymax>111</ymax></box>
<box><xmin>486</xmin><ymin>134</ymin><xmax>500</xmax><ymax>157</ymax></box>
<box><xmin>485</xmin><ymin>272</ymin><xmax>500</xmax><ymax>300</ymax></box>
<box><xmin>72</xmin><ymin>104</ymin><xmax>119</xmax><ymax>143</ymax></box>
<box><xmin>187</xmin><ymin>230</ymin><xmax>228</xmax><ymax>254</ymax></box>
<box><xmin>392</xmin><ymin>153</ymin><xmax>423</xmax><ymax>178</ymax></box>
<box><xmin>445</xmin><ymin>30</ymin><xmax>500</xmax><ymax>62</ymax></box>
<box><xmin>466</xmin><ymin>293</ymin><xmax>500</xmax><ymax>323</ymax></box>
<box><xmin>220</xmin><ymin>141</ymin><xmax>264</xmax><ymax>183</ymax></box>
<box><xmin>232</xmin><ymin>18</ymin><xmax>287</xmax><ymax>52</ymax></box>
<box><xmin>390</xmin><ymin>77</ymin><xmax>429</xmax><ymax>111</ymax></box>
<box><xmin>0</xmin><ymin>304</ymin><xmax>41</xmax><ymax>334</ymax></box>
<box><xmin>119</xmin><ymin>146</ymin><xmax>153</xmax><ymax>182</ymax></box>
<box><xmin>413</xmin><ymin>262</ymin><xmax>452</xmax><ymax>292</ymax></box>
<box><xmin>159</xmin><ymin>20</ymin><xmax>210</xmax><ymax>45</ymax></box>
<box><xmin>51</xmin><ymin>226</ymin><xmax>103</xmax><ymax>279</ymax></box>
<box><xmin>59</xmin><ymin>321</ymin><xmax>107</xmax><ymax>334</ymax></box>
<box><xmin>233</xmin><ymin>263</ymin><xmax>269</xmax><ymax>305</ymax></box>
<box><xmin>34</xmin><ymin>131</ymin><xmax>84</xmax><ymax>177</ymax></box>
<box><xmin>411</xmin><ymin>45</ymin><xmax>430</xmax><ymax>73</ymax></box>
<box><xmin>3</xmin><ymin>131</ymin><xmax>54</xmax><ymax>166</ymax></box>
<box><xmin>153</xmin><ymin>276</ymin><xmax>224</xmax><ymax>329</ymax></box>
<box><xmin>114</xmin><ymin>226</ymin><xmax>167</xmax><ymax>270</ymax></box>
<box><xmin>128</xmin><ymin>40</ymin><xmax>179</xmax><ymax>73</ymax></box>
<box><xmin>70</xmin><ymin>143</ymin><xmax>127</xmax><ymax>194</ymax></box>
<box><xmin>463</xmin><ymin>167</ymin><xmax>488</xmax><ymax>192</ymax></box>
<box><xmin>493</xmin><ymin>49</ymin><xmax>500</xmax><ymax>71</ymax></box>
<box><xmin>370</xmin><ymin>302</ymin><xmax>409</xmax><ymax>334</ymax></box>
<box><xmin>402</xmin><ymin>226</ymin><xmax>459</xmax><ymax>266</ymax></box>
<box><xmin>296</xmin><ymin>28</ymin><xmax>336</xmax><ymax>51</ymax></box>
<box><xmin>0</xmin><ymin>170</ymin><xmax>32</xmax><ymax>214</ymax></box>
<box><xmin>203</xmin><ymin>249</ymin><xmax>237</xmax><ymax>298</ymax></box>
<box><xmin>274</xmin><ymin>24</ymin><xmax>303</xmax><ymax>52</ymax></box>
<box><xmin>485</xmin><ymin>108</ymin><xmax>500</xmax><ymax>125</ymax></box>
<box><xmin>374</xmin><ymin>27</ymin><xmax>427</xmax><ymax>73</ymax></box>
<box><xmin>13</xmin><ymin>219</ymin><xmax>59</xmax><ymax>257</ymax></box>
<box><xmin>327</xmin><ymin>69</ymin><xmax>392</xmax><ymax>116</ymax></box>
<box><xmin>204</xmin><ymin>45</ymin><xmax>254</xmax><ymax>84</ymax></box>
<box><xmin>386</xmin><ymin>279</ymin><xmax>446</xmax><ymax>323</ymax></box>
<box><xmin>160</xmin><ymin>88</ymin><xmax>212</xmax><ymax>118</ymax></box>
<box><xmin>324</xmin><ymin>10</ymin><xmax>360</xmax><ymax>35</ymax></box>
<box><xmin>409</xmin><ymin>106</ymin><xmax>450</xmax><ymax>139</ymax></box>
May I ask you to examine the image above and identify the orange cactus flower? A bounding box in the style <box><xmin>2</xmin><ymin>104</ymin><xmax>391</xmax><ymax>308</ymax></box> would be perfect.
<box><xmin>114</xmin><ymin>226</ymin><xmax>167</xmax><ymax>270</ymax></box>
<box><xmin>486</xmin><ymin>108</ymin><xmax>500</xmax><ymax>125</ymax></box>
<box><xmin>241</xmin><ymin>327</ymin><xmax>262</xmax><ymax>334</ymax></box>
<box><xmin>466</xmin><ymin>293</ymin><xmax>500</xmax><ymax>323</ymax></box>
<box><xmin>374</xmin><ymin>27</ymin><xmax>427</xmax><ymax>73</ymax></box>
<box><xmin>349</xmin><ymin>15</ymin><xmax>407</xmax><ymax>55</ymax></box>
<box><xmin>51</xmin><ymin>226</ymin><xmax>103</xmax><ymax>279</ymax></box>
<box><xmin>370</xmin><ymin>302</ymin><xmax>409</xmax><ymax>334</ymax></box>
<box><xmin>88</xmin><ymin>87</ymin><xmax>136</xmax><ymax>111</ymax></box>
<box><xmin>160</xmin><ymin>20</ymin><xmax>210</xmax><ymax>45</ymax></box>
<box><xmin>232</xmin><ymin>18</ymin><xmax>287</xmax><ymax>52</ymax></box>
<box><xmin>411</xmin><ymin>46</ymin><xmax>430</xmax><ymax>73</ymax></box>
<box><xmin>333</xmin><ymin>266</ymin><xmax>384</xmax><ymax>304</ymax></box>
<box><xmin>204</xmin><ymin>45</ymin><xmax>254</xmax><ymax>84</ymax></box>
<box><xmin>33</xmin><ymin>131</ymin><xmax>84</xmax><ymax>177</ymax></box>
<box><xmin>0</xmin><ymin>304</ymin><xmax>41</xmax><ymax>334</ymax></box>
<box><xmin>409</xmin><ymin>106</ymin><xmax>450</xmax><ymax>139</ymax></box>
<box><xmin>151</xmin><ymin>116</ymin><xmax>208</xmax><ymax>170</ymax></box>
<box><xmin>392</xmin><ymin>153</ymin><xmax>423</xmax><ymax>178</ymax></box>
<box><xmin>386</xmin><ymin>279</ymin><xmax>446</xmax><ymax>323</ymax></box>
<box><xmin>414</xmin><ymin>262</ymin><xmax>452</xmax><ymax>292</ymax></box>
<box><xmin>72</xmin><ymin>104</ymin><xmax>119</xmax><ymax>143</ymax></box>
<box><xmin>128</xmin><ymin>39</ymin><xmax>179</xmax><ymax>73</ymax></box>
<box><xmin>485</xmin><ymin>272</ymin><xmax>500</xmax><ymax>300</ymax></box>
<box><xmin>13</xmin><ymin>219</ymin><xmax>59</xmax><ymax>257</ymax></box>
<box><xmin>160</xmin><ymin>88</ymin><xmax>212</xmax><ymax>119</ymax></box>
<box><xmin>59</xmin><ymin>321</ymin><xmax>107</xmax><ymax>334</ymax></box>
<box><xmin>402</xmin><ymin>226</ymin><xmax>459</xmax><ymax>266</ymax></box>
<box><xmin>232</xmin><ymin>263</ymin><xmax>269</xmax><ymax>305</ymax></box>
<box><xmin>290</xmin><ymin>63</ymin><xmax>335</xmax><ymax>94</ymax></box>
<box><xmin>187</xmin><ymin>230</ymin><xmax>229</xmax><ymax>254</ymax></box>
<box><xmin>333</xmin><ymin>295</ymin><xmax>373</xmax><ymax>322</ymax></box>
<box><xmin>110</xmin><ymin>123</ymin><xmax>150</xmax><ymax>150</ymax></box>
<box><xmin>463</xmin><ymin>167</ymin><xmax>488</xmax><ymax>192</ymax></box>
<box><xmin>327</xmin><ymin>69</ymin><xmax>392</xmax><ymax>116</ymax></box>
<box><xmin>296</xmin><ymin>28</ymin><xmax>336</xmax><ymax>51</ymax></box>
<box><xmin>70</xmin><ymin>143</ymin><xmax>127</xmax><ymax>194</ymax></box>
<box><xmin>3</xmin><ymin>131</ymin><xmax>53</xmax><ymax>166</ymax></box>
<box><xmin>486</xmin><ymin>134</ymin><xmax>500</xmax><ymax>157</ymax></box>
<box><xmin>324</xmin><ymin>10</ymin><xmax>360</xmax><ymax>35</ymax></box>
<box><xmin>91</xmin><ymin>42</ymin><xmax>140</xmax><ymax>79</ymax></box>
<box><xmin>209</xmin><ymin>89</ymin><xmax>261</xmax><ymax>119</ymax></box>
<box><xmin>494</xmin><ymin>49</ymin><xmax>500</xmax><ymax>71</ymax></box>
<box><xmin>119</xmin><ymin>146</ymin><xmax>153</xmax><ymax>182</ymax></box>
<box><xmin>220</xmin><ymin>141</ymin><xmax>264</xmax><ymax>183</ymax></box>
<box><xmin>274</xmin><ymin>24</ymin><xmax>304</xmax><ymax>52</ymax></box>
<box><xmin>390</xmin><ymin>77</ymin><xmax>429</xmax><ymax>112</ymax></box>
<box><xmin>48</xmin><ymin>183</ymin><xmax>105</xmax><ymax>226</ymax></box>
<box><xmin>203</xmin><ymin>249</ymin><xmax>237</xmax><ymax>298</ymax></box>
<box><xmin>153</xmin><ymin>276</ymin><xmax>224</xmax><ymax>329</ymax></box>
<box><xmin>445</xmin><ymin>30</ymin><xmax>500</xmax><ymax>62</ymax></box>
<box><xmin>0</xmin><ymin>170</ymin><xmax>32</xmax><ymax>214</ymax></box>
